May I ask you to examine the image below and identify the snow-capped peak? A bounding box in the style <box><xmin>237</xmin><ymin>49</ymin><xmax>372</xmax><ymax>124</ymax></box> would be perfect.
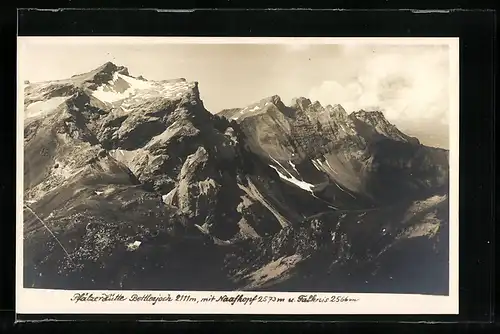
<box><xmin>90</xmin><ymin>70</ymin><xmax>196</xmax><ymax>106</ymax></box>
<box><xmin>91</xmin><ymin>72</ymin><xmax>153</xmax><ymax>103</ymax></box>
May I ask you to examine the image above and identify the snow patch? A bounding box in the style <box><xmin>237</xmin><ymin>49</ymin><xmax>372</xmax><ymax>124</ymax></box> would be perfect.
<box><xmin>92</xmin><ymin>72</ymin><xmax>131</xmax><ymax>103</ymax></box>
<box><xmin>25</xmin><ymin>96</ymin><xmax>69</xmax><ymax>119</ymax></box>
<box><xmin>311</xmin><ymin>159</ymin><xmax>323</xmax><ymax>171</ymax></box>
<box><xmin>126</xmin><ymin>240</ymin><xmax>142</xmax><ymax>251</ymax></box>
<box><xmin>288</xmin><ymin>160</ymin><xmax>300</xmax><ymax>175</ymax></box>
<box><xmin>92</xmin><ymin>86</ymin><xmax>133</xmax><ymax>103</ymax></box>
<box><xmin>231</xmin><ymin>112</ymin><xmax>244</xmax><ymax>120</ymax></box>
<box><xmin>249</xmin><ymin>105</ymin><xmax>260</xmax><ymax>112</ymax></box>
<box><xmin>269</xmin><ymin>164</ymin><xmax>315</xmax><ymax>192</ymax></box>
<box><xmin>269</xmin><ymin>156</ymin><xmax>294</xmax><ymax>179</ymax></box>
<box><xmin>118</xmin><ymin>74</ymin><xmax>153</xmax><ymax>90</ymax></box>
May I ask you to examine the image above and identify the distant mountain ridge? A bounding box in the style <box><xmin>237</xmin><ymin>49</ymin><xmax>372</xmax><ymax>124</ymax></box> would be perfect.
<box><xmin>22</xmin><ymin>63</ymin><xmax>449</xmax><ymax>294</ymax></box>
<box><xmin>219</xmin><ymin>94</ymin><xmax>448</xmax><ymax>206</ymax></box>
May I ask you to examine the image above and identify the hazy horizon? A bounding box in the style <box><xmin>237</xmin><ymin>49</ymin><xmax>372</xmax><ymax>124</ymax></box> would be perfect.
<box><xmin>18</xmin><ymin>38</ymin><xmax>452</xmax><ymax>148</ymax></box>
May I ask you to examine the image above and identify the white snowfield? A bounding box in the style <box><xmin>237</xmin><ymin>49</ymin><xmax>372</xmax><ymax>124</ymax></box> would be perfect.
<box><xmin>92</xmin><ymin>73</ymin><xmax>193</xmax><ymax>105</ymax></box>
<box><xmin>25</xmin><ymin>96</ymin><xmax>70</xmax><ymax>119</ymax></box>
<box><xmin>92</xmin><ymin>73</ymin><xmax>150</xmax><ymax>103</ymax></box>
<box><xmin>92</xmin><ymin>86</ymin><xmax>133</xmax><ymax>103</ymax></box>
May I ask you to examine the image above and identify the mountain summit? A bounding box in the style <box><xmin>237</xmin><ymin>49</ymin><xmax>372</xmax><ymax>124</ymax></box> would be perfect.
<box><xmin>23</xmin><ymin>63</ymin><xmax>450</xmax><ymax>294</ymax></box>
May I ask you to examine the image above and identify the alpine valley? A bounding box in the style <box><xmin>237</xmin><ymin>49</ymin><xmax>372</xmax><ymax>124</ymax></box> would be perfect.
<box><xmin>22</xmin><ymin>63</ymin><xmax>450</xmax><ymax>294</ymax></box>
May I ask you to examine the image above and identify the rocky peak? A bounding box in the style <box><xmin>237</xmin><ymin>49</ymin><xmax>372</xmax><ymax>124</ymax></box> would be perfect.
<box><xmin>291</xmin><ymin>97</ymin><xmax>312</xmax><ymax>110</ymax></box>
<box><xmin>259</xmin><ymin>94</ymin><xmax>287</xmax><ymax>112</ymax></box>
<box><xmin>326</xmin><ymin>104</ymin><xmax>347</xmax><ymax>115</ymax></box>
<box><xmin>65</xmin><ymin>62</ymin><xmax>131</xmax><ymax>89</ymax></box>
<box><xmin>351</xmin><ymin>109</ymin><xmax>387</xmax><ymax>123</ymax></box>
<box><xmin>93</xmin><ymin>62</ymin><xmax>129</xmax><ymax>78</ymax></box>
<box><xmin>98</xmin><ymin>61</ymin><xmax>118</xmax><ymax>72</ymax></box>
<box><xmin>218</xmin><ymin>95</ymin><xmax>287</xmax><ymax>121</ymax></box>
<box><xmin>95</xmin><ymin>61</ymin><xmax>129</xmax><ymax>74</ymax></box>
<box><xmin>267</xmin><ymin>94</ymin><xmax>282</xmax><ymax>106</ymax></box>
<box><xmin>349</xmin><ymin>109</ymin><xmax>419</xmax><ymax>144</ymax></box>
<box><xmin>311</xmin><ymin>100</ymin><xmax>324</xmax><ymax>111</ymax></box>
<box><xmin>350</xmin><ymin>110</ymin><xmax>397</xmax><ymax>133</ymax></box>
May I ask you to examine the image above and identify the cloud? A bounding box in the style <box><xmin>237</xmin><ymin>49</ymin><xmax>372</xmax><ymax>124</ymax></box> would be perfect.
<box><xmin>308</xmin><ymin>80</ymin><xmax>364</xmax><ymax>112</ymax></box>
<box><xmin>307</xmin><ymin>46</ymin><xmax>450</xmax><ymax>125</ymax></box>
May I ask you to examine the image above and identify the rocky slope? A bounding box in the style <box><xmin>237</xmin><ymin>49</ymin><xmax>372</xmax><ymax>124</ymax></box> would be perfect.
<box><xmin>22</xmin><ymin>62</ymin><xmax>449</xmax><ymax>294</ymax></box>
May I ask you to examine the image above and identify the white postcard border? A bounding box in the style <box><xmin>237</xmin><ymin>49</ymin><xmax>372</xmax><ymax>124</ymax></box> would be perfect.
<box><xmin>16</xmin><ymin>37</ymin><xmax>460</xmax><ymax>315</ymax></box>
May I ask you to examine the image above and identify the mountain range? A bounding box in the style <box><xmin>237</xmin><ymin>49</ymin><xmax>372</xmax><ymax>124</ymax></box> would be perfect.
<box><xmin>22</xmin><ymin>62</ymin><xmax>450</xmax><ymax>294</ymax></box>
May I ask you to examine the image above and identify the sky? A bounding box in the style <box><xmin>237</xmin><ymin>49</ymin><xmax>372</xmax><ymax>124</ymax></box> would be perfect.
<box><xmin>18</xmin><ymin>37</ymin><xmax>455</xmax><ymax>148</ymax></box>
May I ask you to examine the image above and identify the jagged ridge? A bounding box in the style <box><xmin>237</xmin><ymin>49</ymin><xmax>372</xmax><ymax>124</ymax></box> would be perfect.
<box><xmin>219</xmin><ymin>95</ymin><xmax>448</xmax><ymax>206</ymax></box>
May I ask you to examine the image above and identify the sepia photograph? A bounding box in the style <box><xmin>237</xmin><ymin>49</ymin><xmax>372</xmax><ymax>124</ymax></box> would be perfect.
<box><xmin>16</xmin><ymin>37</ymin><xmax>459</xmax><ymax>314</ymax></box>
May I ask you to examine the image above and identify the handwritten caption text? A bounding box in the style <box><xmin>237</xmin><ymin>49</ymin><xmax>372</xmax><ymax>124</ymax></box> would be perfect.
<box><xmin>70</xmin><ymin>293</ymin><xmax>359</xmax><ymax>306</ymax></box>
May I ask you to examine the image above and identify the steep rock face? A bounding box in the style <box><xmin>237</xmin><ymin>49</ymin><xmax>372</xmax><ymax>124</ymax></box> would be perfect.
<box><xmin>219</xmin><ymin>96</ymin><xmax>449</xmax><ymax>207</ymax></box>
<box><xmin>22</xmin><ymin>62</ymin><xmax>450</xmax><ymax>294</ymax></box>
